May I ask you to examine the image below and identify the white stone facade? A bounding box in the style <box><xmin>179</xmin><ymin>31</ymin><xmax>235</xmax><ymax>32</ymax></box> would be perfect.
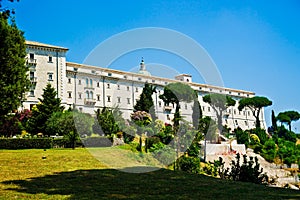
<box><xmin>22</xmin><ymin>41</ymin><xmax>267</xmax><ymax>131</ymax></box>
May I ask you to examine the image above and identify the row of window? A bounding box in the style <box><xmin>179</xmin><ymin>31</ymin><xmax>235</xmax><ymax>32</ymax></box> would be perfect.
<box><xmin>29</xmin><ymin>53</ymin><xmax>53</xmax><ymax>63</ymax></box>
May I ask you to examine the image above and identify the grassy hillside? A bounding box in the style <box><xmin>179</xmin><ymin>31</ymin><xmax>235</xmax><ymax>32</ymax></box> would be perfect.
<box><xmin>0</xmin><ymin>148</ymin><xmax>299</xmax><ymax>200</ymax></box>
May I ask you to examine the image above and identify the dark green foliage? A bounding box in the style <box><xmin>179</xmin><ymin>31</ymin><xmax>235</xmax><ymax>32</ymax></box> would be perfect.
<box><xmin>271</xmin><ymin>110</ymin><xmax>277</xmax><ymax>132</ymax></box>
<box><xmin>234</xmin><ymin>127</ymin><xmax>249</xmax><ymax>145</ymax></box>
<box><xmin>145</xmin><ymin>136</ymin><xmax>161</xmax><ymax>150</ymax></box>
<box><xmin>0</xmin><ymin>12</ymin><xmax>30</xmax><ymax>120</ymax></box>
<box><xmin>134</xmin><ymin>83</ymin><xmax>156</xmax><ymax>119</ymax></box>
<box><xmin>94</xmin><ymin>107</ymin><xmax>120</xmax><ymax>137</ymax></box>
<box><xmin>46</xmin><ymin>111</ymin><xmax>93</xmax><ymax>149</ymax></box>
<box><xmin>238</xmin><ymin>96</ymin><xmax>272</xmax><ymax>129</ymax></box>
<box><xmin>192</xmin><ymin>91</ymin><xmax>202</xmax><ymax>129</ymax></box>
<box><xmin>156</xmin><ymin>125</ymin><xmax>174</xmax><ymax>144</ymax></box>
<box><xmin>277</xmin><ymin>139</ymin><xmax>300</xmax><ymax>166</ymax></box>
<box><xmin>159</xmin><ymin>82</ymin><xmax>195</xmax><ymax>133</ymax></box>
<box><xmin>0</xmin><ymin>138</ymin><xmax>52</xmax><ymax>149</ymax></box>
<box><xmin>261</xmin><ymin>139</ymin><xmax>277</xmax><ymax>162</ymax></box>
<box><xmin>277</xmin><ymin>110</ymin><xmax>300</xmax><ymax>132</ymax></box>
<box><xmin>215</xmin><ymin>154</ymin><xmax>268</xmax><ymax>184</ymax></box>
<box><xmin>27</xmin><ymin>84</ymin><xmax>64</xmax><ymax>135</ymax></box>
<box><xmin>250</xmin><ymin>128</ymin><xmax>268</xmax><ymax>145</ymax></box>
<box><xmin>81</xmin><ymin>137</ymin><xmax>112</xmax><ymax>147</ymax></box>
<box><xmin>203</xmin><ymin>93</ymin><xmax>236</xmax><ymax>134</ymax></box>
<box><xmin>276</xmin><ymin>125</ymin><xmax>297</xmax><ymax>143</ymax></box>
<box><xmin>177</xmin><ymin>156</ymin><xmax>201</xmax><ymax>174</ymax></box>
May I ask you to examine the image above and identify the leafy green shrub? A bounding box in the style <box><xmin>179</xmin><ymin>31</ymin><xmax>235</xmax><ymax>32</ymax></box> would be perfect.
<box><xmin>234</xmin><ymin>127</ymin><xmax>249</xmax><ymax>145</ymax></box>
<box><xmin>177</xmin><ymin>156</ymin><xmax>200</xmax><ymax>174</ymax></box>
<box><xmin>0</xmin><ymin>138</ymin><xmax>52</xmax><ymax>149</ymax></box>
<box><xmin>261</xmin><ymin>139</ymin><xmax>277</xmax><ymax>162</ymax></box>
<box><xmin>202</xmin><ymin>162</ymin><xmax>219</xmax><ymax>177</ymax></box>
<box><xmin>145</xmin><ymin>136</ymin><xmax>161</xmax><ymax>150</ymax></box>
<box><xmin>150</xmin><ymin>143</ymin><xmax>175</xmax><ymax>165</ymax></box>
<box><xmin>81</xmin><ymin>137</ymin><xmax>112</xmax><ymax>147</ymax></box>
<box><xmin>215</xmin><ymin>154</ymin><xmax>268</xmax><ymax>184</ymax></box>
<box><xmin>250</xmin><ymin>128</ymin><xmax>268</xmax><ymax>145</ymax></box>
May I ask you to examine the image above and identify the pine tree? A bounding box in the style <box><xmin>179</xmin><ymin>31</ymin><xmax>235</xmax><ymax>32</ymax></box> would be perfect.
<box><xmin>192</xmin><ymin>91</ymin><xmax>203</xmax><ymax>129</ymax></box>
<box><xmin>0</xmin><ymin>12</ymin><xmax>30</xmax><ymax>120</ymax></box>
<box><xmin>271</xmin><ymin>110</ymin><xmax>277</xmax><ymax>131</ymax></box>
<box><xmin>27</xmin><ymin>83</ymin><xmax>64</xmax><ymax>135</ymax></box>
<box><xmin>134</xmin><ymin>83</ymin><xmax>156</xmax><ymax>119</ymax></box>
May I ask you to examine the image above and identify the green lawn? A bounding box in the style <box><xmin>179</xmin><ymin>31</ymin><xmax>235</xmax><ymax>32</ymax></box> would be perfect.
<box><xmin>0</xmin><ymin>148</ymin><xmax>299</xmax><ymax>200</ymax></box>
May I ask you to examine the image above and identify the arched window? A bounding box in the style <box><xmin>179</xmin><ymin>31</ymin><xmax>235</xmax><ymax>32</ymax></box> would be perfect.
<box><xmin>90</xmin><ymin>91</ymin><xmax>93</xmax><ymax>99</ymax></box>
<box><xmin>86</xmin><ymin>78</ymin><xmax>89</xmax><ymax>86</ymax></box>
<box><xmin>86</xmin><ymin>91</ymin><xmax>89</xmax><ymax>99</ymax></box>
<box><xmin>90</xmin><ymin>79</ymin><xmax>93</xmax><ymax>87</ymax></box>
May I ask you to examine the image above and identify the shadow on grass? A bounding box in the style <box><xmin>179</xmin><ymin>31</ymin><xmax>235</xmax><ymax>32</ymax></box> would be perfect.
<box><xmin>2</xmin><ymin>167</ymin><xmax>300</xmax><ymax>200</ymax></box>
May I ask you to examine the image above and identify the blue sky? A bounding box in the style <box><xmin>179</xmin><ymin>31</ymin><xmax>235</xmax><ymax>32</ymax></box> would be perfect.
<box><xmin>6</xmin><ymin>0</ymin><xmax>300</xmax><ymax>131</ymax></box>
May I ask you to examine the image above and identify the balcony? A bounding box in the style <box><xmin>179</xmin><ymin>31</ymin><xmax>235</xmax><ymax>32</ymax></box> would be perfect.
<box><xmin>84</xmin><ymin>98</ymin><xmax>96</xmax><ymax>106</ymax></box>
<box><xmin>26</xmin><ymin>58</ymin><xmax>37</xmax><ymax>65</ymax></box>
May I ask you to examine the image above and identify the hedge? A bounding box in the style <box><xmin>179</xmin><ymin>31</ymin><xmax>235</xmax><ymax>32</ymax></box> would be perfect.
<box><xmin>0</xmin><ymin>138</ymin><xmax>53</xmax><ymax>149</ymax></box>
<box><xmin>0</xmin><ymin>137</ymin><xmax>113</xmax><ymax>149</ymax></box>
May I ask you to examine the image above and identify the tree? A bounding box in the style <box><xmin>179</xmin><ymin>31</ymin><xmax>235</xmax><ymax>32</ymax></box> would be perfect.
<box><xmin>0</xmin><ymin>10</ymin><xmax>30</xmax><ymax>121</ymax></box>
<box><xmin>271</xmin><ymin>110</ymin><xmax>277</xmax><ymax>132</ymax></box>
<box><xmin>0</xmin><ymin>0</ymin><xmax>20</xmax><ymax>17</ymax></box>
<box><xmin>27</xmin><ymin>83</ymin><xmax>64</xmax><ymax>135</ymax></box>
<box><xmin>192</xmin><ymin>91</ymin><xmax>203</xmax><ymax>129</ymax></box>
<box><xmin>159</xmin><ymin>82</ymin><xmax>195</xmax><ymax>133</ymax></box>
<box><xmin>203</xmin><ymin>93</ymin><xmax>236</xmax><ymax>135</ymax></box>
<box><xmin>134</xmin><ymin>83</ymin><xmax>156</xmax><ymax>120</ymax></box>
<box><xmin>94</xmin><ymin>107</ymin><xmax>120</xmax><ymax>137</ymax></box>
<box><xmin>277</xmin><ymin>111</ymin><xmax>300</xmax><ymax>132</ymax></box>
<box><xmin>238</xmin><ymin>96</ymin><xmax>272</xmax><ymax>129</ymax></box>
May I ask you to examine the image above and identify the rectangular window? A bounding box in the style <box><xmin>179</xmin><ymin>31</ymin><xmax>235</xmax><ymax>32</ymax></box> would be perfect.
<box><xmin>68</xmin><ymin>92</ymin><xmax>72</xmax><ymax>98</ymax></box>
<box><xmin>235</xmin><ymin>120</ymin><xmax>238</xmax><ymax>125</ymax></box>
<box><xmin>202</xmin><ymin>106</ymin><xmax>205</xmax><ymax>111</ymax></box>
<box><xmin>124</xmin><ymin>75</ymin><xmax>127</xmax><ymax>79</ymax></box>
<box><xmin>117</xmin><ymin>85</ymin><xmax>120</xmax><ymax>90</ymax></box>
<box><xmin>158</xmin><ymin>101</ymin><xmax>162</xmax><ymax>107</ymax></box>
<box><xmin>29</xmin><ymin>90</ymin><xmax>34</xmax><ymax>97</ymax></box>
<box><xmin>79</xmin><ymin>107</ymin><xmax>83</xmax><ymax>112</ymax></box>
<box><xmin>30</xmin><ymin>71</ymin><xmax>34</xmax><ymax>78</ymax></box>
<box><xmin>48</xmin><ymin>56</ymin><xmax>53</xmax><ymax>63</ymax></box>
<box><xmin>127</xmin><ymin>98</ymin><xmax>130</xmax><ymax>104</ymax></box>
<box><xmin>97</xmin><ymin>82</ymin><xmax>100</xmax><ymax>87</ymax></box>
<box><xmin>107</xmin><ymin>96</ymin><xmax>111</xmax><ymax>102</ymax></box>
<box><xmin>185</xmin><ymin>104</ymin><xmax>187</xmax><ymax>110</ymax></box>
<box><xmin>78</xmin><ymin>93</ymin><xmax>82</xmax><ymax>99</ymax></box>
<box><xmin>97</xmin><ymin>95</ymin><xmax>100</xmax><ymax>101</ymax></box>
<box><xmin>152</xmin><ymin>80</ymin><xmax>155</xmax><ymax>83</ymax></box>
<box><xmin>78</xmin><ymin>80</ymin><xmax>81</xmax><ymax>85</ymax></box>
<box><xmin>108</xmin><ymin>73</ymin><xmax>112</xmax><ymax>76</ymax></box>
<box><xmin>117</xmin><ymin>97</ymin><xmax>121</xmax><ymax>103</ymax></box>
<box><xmin>107</xmin><ymin>83</ymin><xmax>110</xmax><ymax>89</ymax></box>
<box><xmin>135</xmin><ymin>87</ymin><xmax>138</xmax><ymax>92</ymax></box>
<box><xmin>138</xmin><ymin>77</ymin><xmax>142</xmax><ymax>81</ymax></box>
<box><xmin>127</xmin><ymin>86</ymin><xmax>130</xmax><ymax>91</ymax></box>
<box><xmin>245</xmin><ymin>121</ymin><xmax>248</xmax><ymax>126</ymax></box>
<box><xmin>208</xmin><ymin>107</ymin><xmax>210</xmax><ymax>112</ymax></box>
<box><xmin>234</xmin><ymin>110</ymin><xmax>236</xmax><ymax>115</ymax></box>
<box><xmin>48</xmin><ymin>74</ymin><xmax>53</xmax><ymax>81</ymax></box>
<box><xmin>30</xmin><ymin>53</ymin><xmax>34</xmax><ymax>60</ymax></box>
<box><xmin>68</xmin><ymin>78</ymin><xmax>71</xmax><ymax>84</ymax></box>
